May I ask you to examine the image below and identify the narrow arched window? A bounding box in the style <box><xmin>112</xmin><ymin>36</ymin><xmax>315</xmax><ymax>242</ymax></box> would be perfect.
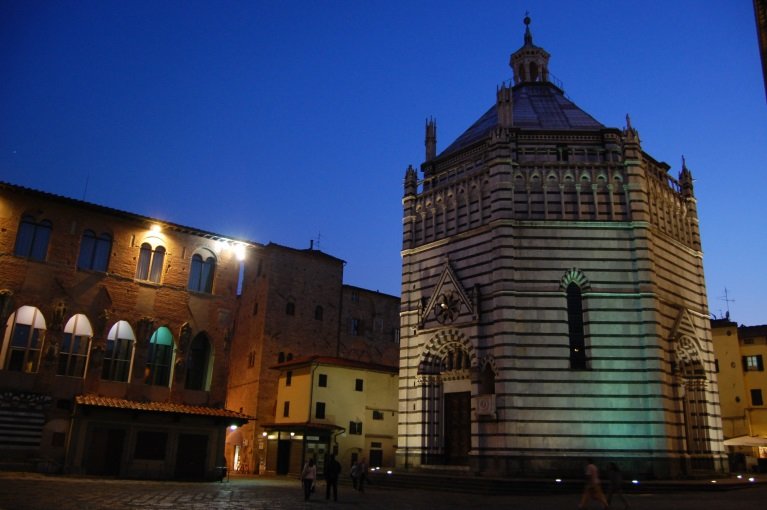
<box><xmin>286</xmin><ymin>302</ymin><xmax>295</xmax><ymax>316</ymax></box>
<box><xmin>188</xmin><ymin>251</ymin><xmax>216</xmax><ymax>293</ymax></box>
<box><xmin>314</xmin><ymin>305</ymin><xmax>323</xmax><ymax>321</ymax></box>
<box><xmin>567</xmin><ymin>283</ymin><xmax>586</xmax><ymax>369</ymax></box>
<box><xmin>530</xmin><ymin>62</ymin><xmax>539</xmax><ymax>81</ymax></box>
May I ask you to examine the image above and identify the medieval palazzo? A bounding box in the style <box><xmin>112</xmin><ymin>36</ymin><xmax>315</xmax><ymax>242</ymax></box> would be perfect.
<box><xmin>397</xmin><ymin>18</ymin><xmax>726</xmax><ymax>478</ymax></box>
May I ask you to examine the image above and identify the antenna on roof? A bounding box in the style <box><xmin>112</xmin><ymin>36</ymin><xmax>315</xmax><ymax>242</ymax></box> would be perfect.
<box><xmin>82</xmin><ymin>172</ymin><xmax>90</xmax><ymax>201</ymax></box>
<box><xmin>719</xmin><ymin>288</ymin><xmax>735</xmax><ymax>320</ymax></box>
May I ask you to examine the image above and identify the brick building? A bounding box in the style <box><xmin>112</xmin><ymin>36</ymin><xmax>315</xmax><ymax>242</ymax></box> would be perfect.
<box><xmin>0</xmin><ymin>181</ymin><xmax>400</xmax><ymax>480</ymax></box>
<box><xmin>0</xmin><ymin>181</ymin><xmax>251</xmax><ymax>479</ymax></box>
<box><xmin>226</xmin><ymin>244</ymin><xmax>399</xmax><ymax>474</ymax></box>
<box><xmin>398</xmin><ymin>17</ymin><xmax>725</xmax><ymax>478</ymax></box>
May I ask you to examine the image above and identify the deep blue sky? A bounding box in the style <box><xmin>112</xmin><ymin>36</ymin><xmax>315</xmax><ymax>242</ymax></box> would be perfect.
<box><xmin>1</xmin><ymin>1</ymin><xmax>765</xmax><ymax>325</ymax></box>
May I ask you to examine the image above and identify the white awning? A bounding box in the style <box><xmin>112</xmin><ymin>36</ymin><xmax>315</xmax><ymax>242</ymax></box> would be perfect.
<box><xmin>723</xmin><ymin>435</ymin><xmax>767</xmax><ymax>447</ymax></box>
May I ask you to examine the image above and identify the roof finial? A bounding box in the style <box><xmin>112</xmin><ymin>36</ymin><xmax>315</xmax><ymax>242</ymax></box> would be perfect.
<box><xmin>523</xmin><ymin>12</ymin><xmax>533</xmax><ymax>45</ymax></box>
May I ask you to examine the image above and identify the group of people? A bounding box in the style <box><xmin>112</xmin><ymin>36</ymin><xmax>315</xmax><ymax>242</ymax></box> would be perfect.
<box><xmin>300</xmin><ymin>455</ymin><xmax>368</xmax><ymax>502</ymax></box>
<box><xmin>302</xmin><ymin>455</ymin><xmax>628</xmax><ymax>507</ymax></box>
<box><xmin>579</xmin><ymin>459</ymin><xmax>630</xmax><ymax>509</ymax></box>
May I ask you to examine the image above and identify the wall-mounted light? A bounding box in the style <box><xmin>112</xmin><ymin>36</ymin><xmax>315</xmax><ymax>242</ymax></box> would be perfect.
<box><xmin>234</xmin><ymin>243</ymin><xmax>246</xmax><ymax>261</ymax></box>
<box><xmin>229</xmin><ymin>425</ymin><xmax>238</xmax><ymax>431</ymax></box>
<box><xmin>150</xmin><ymin>224</ymin><xmax>162</xmax><ymax>233</ymax></box>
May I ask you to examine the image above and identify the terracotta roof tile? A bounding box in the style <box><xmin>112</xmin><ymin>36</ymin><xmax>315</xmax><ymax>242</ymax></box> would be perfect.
<box><xmin>75</xmin><ymin>395</ymin><xmax>252</xmax><ymax>421</ymax></box>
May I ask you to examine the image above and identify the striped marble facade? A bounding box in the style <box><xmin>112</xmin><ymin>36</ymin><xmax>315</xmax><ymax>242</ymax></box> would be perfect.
<box><xmin>397</xmin><ymin>21</ymin><xmax>725</xmax><ymax>478</ymax></box>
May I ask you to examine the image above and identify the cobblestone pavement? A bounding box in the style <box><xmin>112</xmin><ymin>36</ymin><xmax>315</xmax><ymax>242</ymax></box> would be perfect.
<box><xmin>0</xmin><ymin>473</ymin><xmax>764</xmax><ymax>510</ymax></box>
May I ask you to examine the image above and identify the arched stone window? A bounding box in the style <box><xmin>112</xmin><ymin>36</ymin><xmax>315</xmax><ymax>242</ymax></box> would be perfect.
<box><xmin>1</xmin><ymin>305</ymin><xmax>47</xmax><ymax>372</ymax></box>
<box><xmin>145</xmin><ymin>326</ymin><xmax>174</xmax><ymax>386</ymax></box>
<box><xmin>188</xmin><ymin>249</ymin><xmax>216</xmax><ymax>293</ymax></box>
<box><xmin>57</xmin><ymin>314</ymin><xmax>93</xmax><ymax>378</ymax></box>
<box><xmin>102</xmin><ymin>320</ymin><xmax>135</xmax><ymax>382</ymax></box>
<box><xmin>136</xmin><ymin>243</ymin><xmax>165</xmax><ymax>283</ymax></box>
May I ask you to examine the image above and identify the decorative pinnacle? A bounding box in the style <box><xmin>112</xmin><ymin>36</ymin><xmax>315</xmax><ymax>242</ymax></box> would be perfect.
<box><xmin>524</xmin><ymin>12</ymin><xmax>532</xmax><ymax>45</ymax></box>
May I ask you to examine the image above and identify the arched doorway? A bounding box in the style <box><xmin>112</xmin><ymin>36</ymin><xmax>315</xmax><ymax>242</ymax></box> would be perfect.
<box><xmin>417</xmin><ymin>330</ymin><xmax>476</xmax><ymax>466</ymax></box>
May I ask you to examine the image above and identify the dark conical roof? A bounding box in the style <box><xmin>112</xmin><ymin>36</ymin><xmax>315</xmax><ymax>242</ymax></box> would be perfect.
<box><xmin>440</xmin><ymin>82</ymin><xmax>603</xmax><ymax>157</ymax></box>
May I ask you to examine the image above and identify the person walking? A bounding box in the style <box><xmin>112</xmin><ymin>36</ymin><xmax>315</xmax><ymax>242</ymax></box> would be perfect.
<box><xmin>350</xmin><ymin>460</ymin><xmax>359</xmax><ymax>490</ymax></box>
<box><xmin>606</xmin><ymin>462</ymin><xmax>631</xmax><ymax>509</ymax></box>
<box><xmin>578</xmin><ymin>458</ymin><xmax>608</xmax><ymax>509</ymax></box>
<box><xmin>301</xmin><ymin>458</ymin><xmax>316</xmax><ymax>501</ymax></box>
<box><xmin>325</xmin><ymin>454</ymin><xmax>342</xmax><ymax>501</ymax></box>
<box><xmin>357</xmin><ymin>457</ymin><xmax>368</xmax><ymax>492</ymax></box>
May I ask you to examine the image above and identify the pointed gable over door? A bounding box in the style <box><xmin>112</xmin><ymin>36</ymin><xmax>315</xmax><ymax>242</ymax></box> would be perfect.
<box><xmin>420</xmin><ymin>261</ymin><xmax>477</xmax><ymax>329</ymax></box>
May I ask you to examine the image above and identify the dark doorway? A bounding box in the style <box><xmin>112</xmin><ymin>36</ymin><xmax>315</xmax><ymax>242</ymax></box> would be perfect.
<box><xmin>443</xmin><ymin>391</ymin><xmax>471</xmax><ymax>465</ymax></box>
<box><xmin>369</xmin><ymin>449</ymin><xmax>383</xmax><ymax>467</ymax></box>
<box><xmin>85</xmin><ymin>427</ymin><xmax>125</xmax><ymax>476</ymax></box>
<box><xmin>276</xmin><ymin>439</ymin><xmax>291</xmax><ymax>475</ymax></box>
<box><xmin>175</xmin><ymin>434</ymin><xmax>208</xmax><ymax>480</ymax></box>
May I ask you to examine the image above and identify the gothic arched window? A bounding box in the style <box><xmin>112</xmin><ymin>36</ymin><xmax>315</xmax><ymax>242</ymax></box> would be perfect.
<box><xmin>185</xmin><ymin>333</ymin><xmax>211</xmax><ymax>390</ymax></box>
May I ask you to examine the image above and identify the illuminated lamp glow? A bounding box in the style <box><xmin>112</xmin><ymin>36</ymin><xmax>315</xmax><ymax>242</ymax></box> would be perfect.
<box><xmin>737</xmin><ymin>475</ymin><xmax>743</xmax><ymax>479</ymax></box>
<box><xmin>710</xmin><ymin>480</ymin><xmax>717</xmax><ymax>483</ymax></box>
<box><xmin>262</xmin><ymin>431</ymin><xmax>267</xmax><ymax>437</ymax></box>
<box><xmin>229</xmin><ymin>425</ymin><xmax>238</xmax><ymax>431</ymax></box>
<box><xmin>386</xmin><ymin>470</ymin><xmax>392</xmax><ymax>475</ymax></box>
<box><xmin>555</xmin><ymin>479</ymin><xmax>562</xmax><ymax>483</ymax></box>
<box><xmin>150</xmin><ymin>224</ymin><xmax>161</xmax><ymax>233</ymax></box>
<box><xmin>749</xmin><ymin>477</ymin><xmax>755</xmax><ymax>482</ymax></box>
<box><xmin>234</xmin><ymin>243</ymin><xmax>246</xmax><ymax>261</ymax></box>
<box><xmin>290</xmin><ymin>432</ymin><xmax>295</xmax><ymax>437</ymax></box>
<box><xmin>631</xmin><ymin>480</ymin><xmax>639</xmax><ymax>485</ymax></box>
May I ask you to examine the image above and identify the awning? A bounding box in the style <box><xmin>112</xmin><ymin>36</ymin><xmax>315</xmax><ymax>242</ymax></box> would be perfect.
<box><xmin>723</xmin><ymin>435</ymin><xmax>767</xmax><ymax>447</ymax></box>
<box><xmin>261</xmin><ymin>422</ymin><xmax>344</xmax><ymax>434</ymax></box>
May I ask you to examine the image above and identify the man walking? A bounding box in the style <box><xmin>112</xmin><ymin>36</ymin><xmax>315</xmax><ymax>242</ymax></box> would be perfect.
<box><xmin>325</xmin><ymin>454</ymin><xmax>342</xmax><ymax>501</ymax></box>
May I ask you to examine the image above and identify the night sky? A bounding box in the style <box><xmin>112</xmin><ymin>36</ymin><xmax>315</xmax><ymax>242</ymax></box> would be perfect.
<box><xmin>1</xmin><ymin>1</ymin><xmax>764</xmax><ymax>325</ymax></box>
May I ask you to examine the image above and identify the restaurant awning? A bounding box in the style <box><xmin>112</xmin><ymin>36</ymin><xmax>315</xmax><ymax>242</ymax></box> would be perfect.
<box><xmin>723</xmin><ymin>435</ymin><xmax>767</xmax><ymax>447</ymax></box>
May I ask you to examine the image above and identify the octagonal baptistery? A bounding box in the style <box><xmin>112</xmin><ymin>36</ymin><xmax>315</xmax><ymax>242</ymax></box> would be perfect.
<box><xmin>397</xmin><ymin>17</ymin><xmax>725</xmax><ymax>479</ymax></box>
